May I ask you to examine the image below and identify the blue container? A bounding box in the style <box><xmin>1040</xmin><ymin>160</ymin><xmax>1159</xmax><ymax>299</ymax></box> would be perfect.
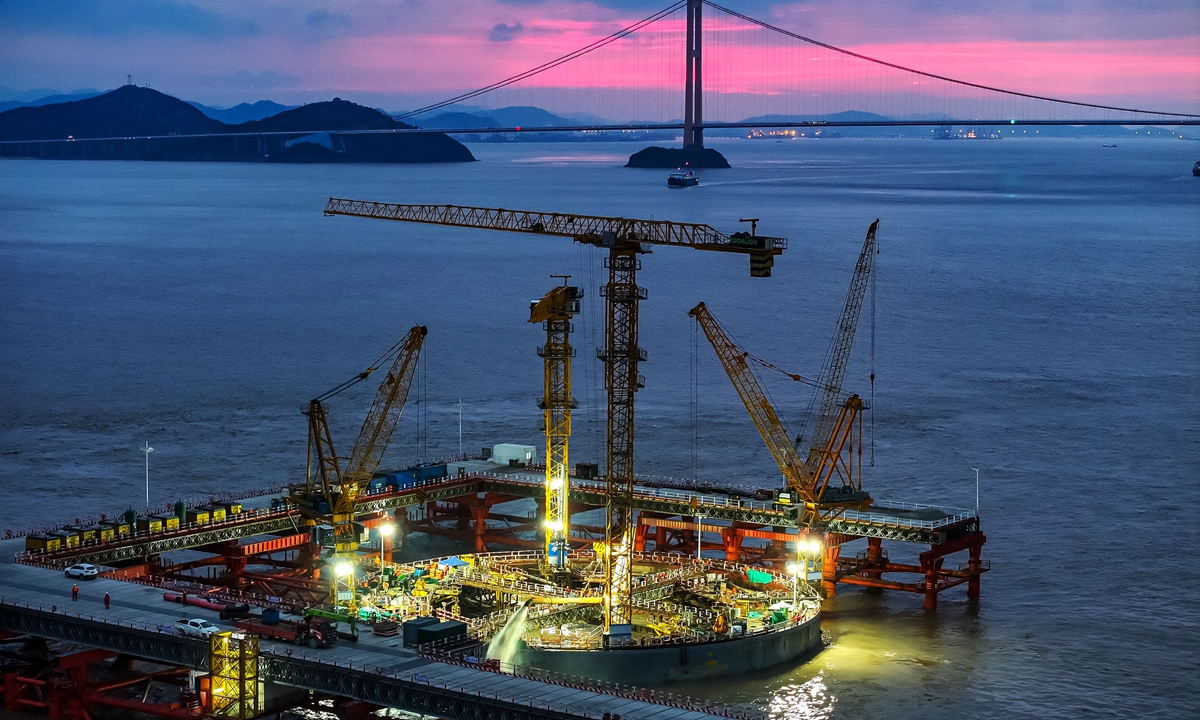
<box><xmin>262</xmin><ymin>608</ymin><xmax>281</xmax><ymax>625</ymax></box>
<box><xmin>417</xmin><ymin>464</ymin><xmax>447</xmax><ymax>482</ymax></box>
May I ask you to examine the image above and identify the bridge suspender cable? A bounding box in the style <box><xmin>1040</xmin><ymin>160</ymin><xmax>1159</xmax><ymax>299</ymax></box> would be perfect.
<box><xmin>395</xmin><ymin>1</ymin><xmax>688</xmax><ymax>120</ymax></box>
<box><xmin>703</xmin><ymin>0</ymin><xmax>1200</xmax><ymax>119</ymax></box>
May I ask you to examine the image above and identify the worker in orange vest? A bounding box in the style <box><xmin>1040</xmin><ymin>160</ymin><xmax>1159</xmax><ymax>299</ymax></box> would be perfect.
<box><xmin>103</xmin><ymin>592</ymin><xmax>110</xmax><ymax>609</ymax></box>
<box><xmin>71</xmin><ymin>584</ymin><xmax>79</xmax><ymax>601</ymax></box>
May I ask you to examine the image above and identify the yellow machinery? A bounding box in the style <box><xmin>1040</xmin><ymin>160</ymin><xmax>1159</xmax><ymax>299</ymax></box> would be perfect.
<box><xmin>209</xmin><ymin>631</ymin><xmax>259</xmax><ymax>719</ymax></box>
<box><xmin>529</xmin><ymin>280</ymin><xmax>582</xmax><ymax>571</ymax></box>
<box><xmin>802</xmin><ymin>220</ymin><xmax>879</xmax><ymax>474</ymax></box>
<box><xmin>324</xmin><ymin>198</ymin><xmax>786</xmax><ymax>646</ymax></box>
<box><xmin>300</xmin><ymin>325</ymin><xmax>427</xmax><ymax>605</ymax></box>
<box><xmin>689</xmin><ymin>302</ymin><xmax>869</xmax><ymax>525</ymax></box>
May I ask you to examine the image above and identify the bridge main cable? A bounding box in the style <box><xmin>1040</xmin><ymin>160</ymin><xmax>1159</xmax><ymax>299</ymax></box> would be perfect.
<box><xmin>703</xmin><ymin>0</ymin><xmax>1200</xmax><ymax>120</ymax></box>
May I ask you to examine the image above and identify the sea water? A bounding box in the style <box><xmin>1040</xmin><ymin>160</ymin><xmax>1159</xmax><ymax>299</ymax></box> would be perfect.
<box><xmin>1</xmin><ymin>137</ymin><xmax>1197</xmax><ymax>719</ymax></box>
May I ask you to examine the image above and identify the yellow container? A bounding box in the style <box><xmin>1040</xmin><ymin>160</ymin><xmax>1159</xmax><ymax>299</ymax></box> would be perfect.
<box><xmin>67</xmin><ymin>526</ymin><xmax>98</xmax><ymax>544</ymax></box>
<box><xmin>202</xmin><ymin>505</ymin><xmax>227</xmax><ymax>523</ymax></box>
<box><xmin>217</xmin><ymin>502</ymin><xmax>242</xmax><ymax>516</ymax></box>
<box><xmin>95</xmin><ymin>525</ymin><xmax>115</xmax><ymax>543</ymax></box>
<box><xmin>137</xmin><ymin>517</ymin><xmax>163</xmax><ymax>534</ymax></box>
<box><xmin>51</xmin><ymin>530</ymin><xmax>80</xmax><ymax>548</ymax></box>
<box><xmin>187</xmin><ymin>508</ymin><xmax>211</xmax><ymax>525</ymax></box>
<box><xmin>100</xmin><ymin>521</ymin><xmax>131</xmax><ymax>538</ymax></box>
<box><xmin>151</xmin><ymin>513</ymin><xmax>181</xmax><ymax>531</ymax></box>
<box><xmin>25</xmin><ymin>534</ymin><xmax>62</xmax><ymax>552</ymax></box>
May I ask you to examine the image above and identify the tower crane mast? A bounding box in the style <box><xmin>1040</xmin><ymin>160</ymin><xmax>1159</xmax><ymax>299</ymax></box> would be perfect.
<box><xmin>529</xmin><ymin>281</ymin><xmax>582</xmax><ymax>571</ymax></box>
<box><xmin>804</xmin><ymin>220</ymin><xmax>879</xmax><ymax>474</ymax></box>
<box><xmin>324</xmin><ymin>198</ymin><xmax>786</xmax><ymax>645</ymax></box>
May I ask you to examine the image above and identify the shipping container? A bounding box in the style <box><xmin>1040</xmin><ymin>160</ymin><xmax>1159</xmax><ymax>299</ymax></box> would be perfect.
<box><xmin>66</xmin><ymin>525</ymin><xmax>98</xmax><ymax>544</ymax></box>
<box><xmin>137</xmin><ymin>517</ymin><xmax>163</xmax><ymax>534</ymax></box>
<box><xmin>402</xmin><ymin>616</ymin><xmax>439</xmax><ymax>647</ymax></box>
<box><xmin>99</xmin><ymin>520</ymin><xmax>131</xmax><ymax>538</ymax></box>
<box><xmin>417</xmin><ymin>464</ymin><xmax>447</xmax><ymax>482</ymax></box>
<box><xmin>151</xmin><ymin>513</ymin><xmax>181</xmax><ymax>531</ymax></box>
<box><xmin>415</xmin><ymin>620</ymin><xmax>468</xmax><ymax>645</ymax></box>
<box><xmin>216</xmin><ymin>501</ymin><xmax>242</xmax><ymax>516</ymax></box>
<box><xmin>492</xmin><ymin>444</ymin><xmax>536</xmax><ymax>467</ymax></box>
<box><xmin>186</xmin><ymin>508</ymin><xmax>211</xmax><ymax>525</ymax></box>
<box><xmin>89</xmin><ymin>524</ymin><xmax>114</xmax><ymax>543</ymax></box>
<box><xmin>50</xmin><ymin>529</ymin><xmax>80</xmax><ymax>548</ymax></box>
<box><xmin>200</xmin><ymin>505</ymin><xmax>226</xmax><ymax>523</ymax></box>
<box><xmin>25</xmin><ymin>534</ymin><xmax>62</xmax><ymax>552</ymax></box>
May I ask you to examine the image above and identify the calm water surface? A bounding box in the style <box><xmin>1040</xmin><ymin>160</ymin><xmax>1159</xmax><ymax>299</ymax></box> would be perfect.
<box><xmin>1</xmin><ymin>138</ymin><xmax>1197</xmax><ymax>719</ymax></box>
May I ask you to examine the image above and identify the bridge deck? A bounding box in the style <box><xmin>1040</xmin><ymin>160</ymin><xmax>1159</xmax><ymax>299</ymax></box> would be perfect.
<box><xmin>17</xmin><ymin>461</ymin><xmax>979</xmax><ymax>568</ymax></box>
<box><xmin>0</xmin><ymin>540</ymin><xmax>745</xmax><ymax>720</ymax></box>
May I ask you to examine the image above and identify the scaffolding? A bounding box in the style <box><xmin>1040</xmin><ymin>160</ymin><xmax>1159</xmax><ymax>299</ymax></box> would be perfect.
<box><xmin>210</xmin><ymin>631</ymin><xmax>259</xmax><ymax>719</ymax></box>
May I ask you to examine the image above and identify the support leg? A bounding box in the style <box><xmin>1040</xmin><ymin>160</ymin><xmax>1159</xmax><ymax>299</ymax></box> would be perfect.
<box><xmin>967</xmin><ymin>544</ymin><xmax>982</xmax><ymax>599</ymax></box>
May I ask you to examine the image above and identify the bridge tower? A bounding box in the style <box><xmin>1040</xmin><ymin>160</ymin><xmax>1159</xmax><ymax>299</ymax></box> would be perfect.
<box><xmin>683</xmin><ymin>0</ymin><xmax>704</xmax><ymax>149</ymax></box>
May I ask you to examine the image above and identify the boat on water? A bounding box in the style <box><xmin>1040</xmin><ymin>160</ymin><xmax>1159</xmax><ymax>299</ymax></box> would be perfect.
<box><xmin>667</xmin><ymin>170</ymin><xmax>699</xmax><ymax>188</ymax></box>
<box><xmin>1193</xmin><ymin>161</ymin><xmax>1200</xmax><ymax>176</ymax></box>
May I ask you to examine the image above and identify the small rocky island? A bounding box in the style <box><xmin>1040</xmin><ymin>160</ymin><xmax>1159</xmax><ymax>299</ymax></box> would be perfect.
<box><xmin>0</xmin><ymin>86</ymin><xmax>475</xmax><ymax>163</ymax></box>
<box><xmin>625</xmin><ymin>145</ymin><xmax>730</xmax><ymax>168</ymax></box>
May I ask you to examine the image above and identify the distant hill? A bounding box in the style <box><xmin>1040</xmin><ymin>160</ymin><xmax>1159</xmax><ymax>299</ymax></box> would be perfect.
<box><xmin>0</xmin><ymin>90</ymin><xmax>105</xmax><ymax>115</ymax></box>
<box><xmin>0</xmin><ymin>86</ymin><xmax>223</xmax><ymax>141</ymax></box>
<box><xmin>189</xmin><ymin>100</ymin><xmax>297</xmax><ymax>124</ymax></box>
<box><xmin>419</xmin><ymin>112</ymin><xmax>503</xmax><ymax>130</ymax></box>
<box><xmin>0</xmin><ymin>87</ymin><xmax>475</xmax><ymax>163</ymax></box>
<box><xmin>415</xmin><ymin>105</ymin><xmax>574</xmax><ymax>130</ymax></box>
<box><xmin>235</xmin><ymin>98</ymin><xmax>413</xmax><ymax>132</ymax></box>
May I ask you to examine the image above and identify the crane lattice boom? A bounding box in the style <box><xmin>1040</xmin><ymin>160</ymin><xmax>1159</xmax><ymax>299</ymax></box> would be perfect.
<box><xmin>690</xmin><ymin>302</ymin><xmax>870</xmax><ymax>525</ymax></box>
<box><xmin>805</xmin><ymin>220</ymin><xmax>879</xmax><ymax>473</ymax></box>
<box><xmin>324</xmin><ymin>199</ymin><xmax>786</xmax><ymax>276</ymax></box>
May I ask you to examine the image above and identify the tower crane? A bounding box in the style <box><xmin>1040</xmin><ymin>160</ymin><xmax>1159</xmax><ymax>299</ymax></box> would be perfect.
<box><xmin>323</xmin><ymin>198</ymin><xmax>786</xmax><ymax>646</ymax></box>
<box><xmin>688</xmin><ymin>303</ymin><xmax>869</xmax><ymax>526</ymax></box>
<box><xmin>529</xmin><ymin>280</ymin><xmax>582</xmax><ymax>572</ymax></box>
<box><xmin>802</xmin><ymin>220</ymin><xmax>879</xmax><ymax>475</ymax></box>
<box><xmin>297</xmin><ymin>325</ymin><xmax>427</xmax><ymax>603</ymax></box>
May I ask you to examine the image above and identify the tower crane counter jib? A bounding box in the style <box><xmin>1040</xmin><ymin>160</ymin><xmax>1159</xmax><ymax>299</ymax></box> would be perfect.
<box><xmin>323</xmin><ymin>197</ymin><xmax>787</xmax><ymax>646</ymax></box>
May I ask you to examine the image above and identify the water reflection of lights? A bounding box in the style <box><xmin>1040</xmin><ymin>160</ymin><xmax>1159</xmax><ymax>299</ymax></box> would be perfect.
<box><xmin>767</xmin><ymin>671</ymin><xmax>836</xmax><ymax>720</ymax></box>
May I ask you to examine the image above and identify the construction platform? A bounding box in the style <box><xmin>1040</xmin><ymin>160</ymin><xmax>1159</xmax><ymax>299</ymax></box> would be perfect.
<box><xmin>15</xmin><ymin>459</ymin><xmax>987</xmax><ymax>612</ymax></box>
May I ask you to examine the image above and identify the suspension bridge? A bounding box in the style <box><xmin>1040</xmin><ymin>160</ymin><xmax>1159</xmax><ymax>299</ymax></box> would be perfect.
<box><xmin>393</xmin><ymin>0</ymin><xmax>1198</xmax><ymax>139</ymax></box>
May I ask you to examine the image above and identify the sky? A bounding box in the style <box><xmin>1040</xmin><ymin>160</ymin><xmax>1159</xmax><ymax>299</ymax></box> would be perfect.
<box><xmin>1</xmin><ymin>0</ymin><xmax>1197</xmax><ymax>116</ymax></box>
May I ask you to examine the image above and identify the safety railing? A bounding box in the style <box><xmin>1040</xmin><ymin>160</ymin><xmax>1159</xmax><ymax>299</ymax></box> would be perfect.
<box><xmin>838</xmin><ymin>501</ymin><xmax>976</xmax><ymax>530</ymax></box>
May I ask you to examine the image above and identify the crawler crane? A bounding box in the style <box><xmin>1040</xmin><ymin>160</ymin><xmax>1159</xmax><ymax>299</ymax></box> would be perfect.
<box><xmin>689</xmin><ymin>303</ymin><xmax>869</xmax><ymax>526</ymax></box>
<box><xmin>323</xmin><ymin>198</ymin><xmax>786</xmax><ymax>645</ymax></box>
<box><xmin>295</xmin><ymin>325</ymin><xmax>427</xmax><ymax>605</ymax></box>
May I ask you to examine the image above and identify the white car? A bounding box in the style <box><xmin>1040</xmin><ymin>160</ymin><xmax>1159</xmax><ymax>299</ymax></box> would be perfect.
<box><xmin>174</xmin><ymin>618</ymin><xmax>220</xmax><ymax>639</ymax></box>
<box><xmin>64</xmin><ymin>563</ymin><xmax>100</xmax><ymax>580</ymax></box>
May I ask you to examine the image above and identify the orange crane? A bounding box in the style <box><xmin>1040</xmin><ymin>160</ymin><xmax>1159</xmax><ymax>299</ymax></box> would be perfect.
<box><xmin>688</xmin><ymin>303</ymin><xmax>869</xmax><ymax>525</ymax></box>
<box><xmin>801</xmin><ymin>220</ymin><xmax>879</xmax><ymax>474</ymax></box>
<box><xmin>298</xmin><ymin>325</ymin><xmax>427</xmax><ymax>602</ymax></box>
<box><xmin>529</xmin><ymin>280</ymin><xmax>582</xmax><ymax>571</ymax></box>
<box><xmin>323</xmin><ymin>198</ymin><xmax>786</xmax><ymax>645</ymax></box>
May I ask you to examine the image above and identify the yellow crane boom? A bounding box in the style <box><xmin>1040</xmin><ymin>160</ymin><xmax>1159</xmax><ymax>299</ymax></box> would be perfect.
<box><xmin>688</xmin><ymin>302</ymin><xmax>869</xmax><ymax>525</ymax></box>
<box><xmin>804</xmin><ymin>220</ymin><xmax>879</xmax><ymax>473</ymax></box>
<box><xmin>324</xmin><ymin>198</ymin><xmax>787</xmax><ymax>645</ymax></box>
<box><xmin>529</xmin><ymin>283</ymin><xmax>582</xmax><ymax>571</ymax></box>
<box><xmin>303</xmin><ymin>325</ymin><xmax>427</xmax><ymax>556</ymax></box>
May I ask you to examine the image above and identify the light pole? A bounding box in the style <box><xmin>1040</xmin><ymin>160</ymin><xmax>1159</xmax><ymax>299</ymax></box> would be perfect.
<box><xmin>141</xmin><ymin>442</ymin><xmax>154</xmax><ymax>507</ymax></box>
<box><xmin>379</xmin><ymin>524</ymin><xmax>395</xmax><ymax>570</ymax></box>
<box><xmin>971</xmin><ymin>466</ymin><xmax>980</xmax><ymax>515</ymax></box>
<box><xmin>457</xmin><ymin>398</ymin><xmax>463</xmax><ymax>455</ymax></box>
<box><xmin>695</xmin><ymin>513</ymin><xmax>703</xmax><ymax>560</ymax></box>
